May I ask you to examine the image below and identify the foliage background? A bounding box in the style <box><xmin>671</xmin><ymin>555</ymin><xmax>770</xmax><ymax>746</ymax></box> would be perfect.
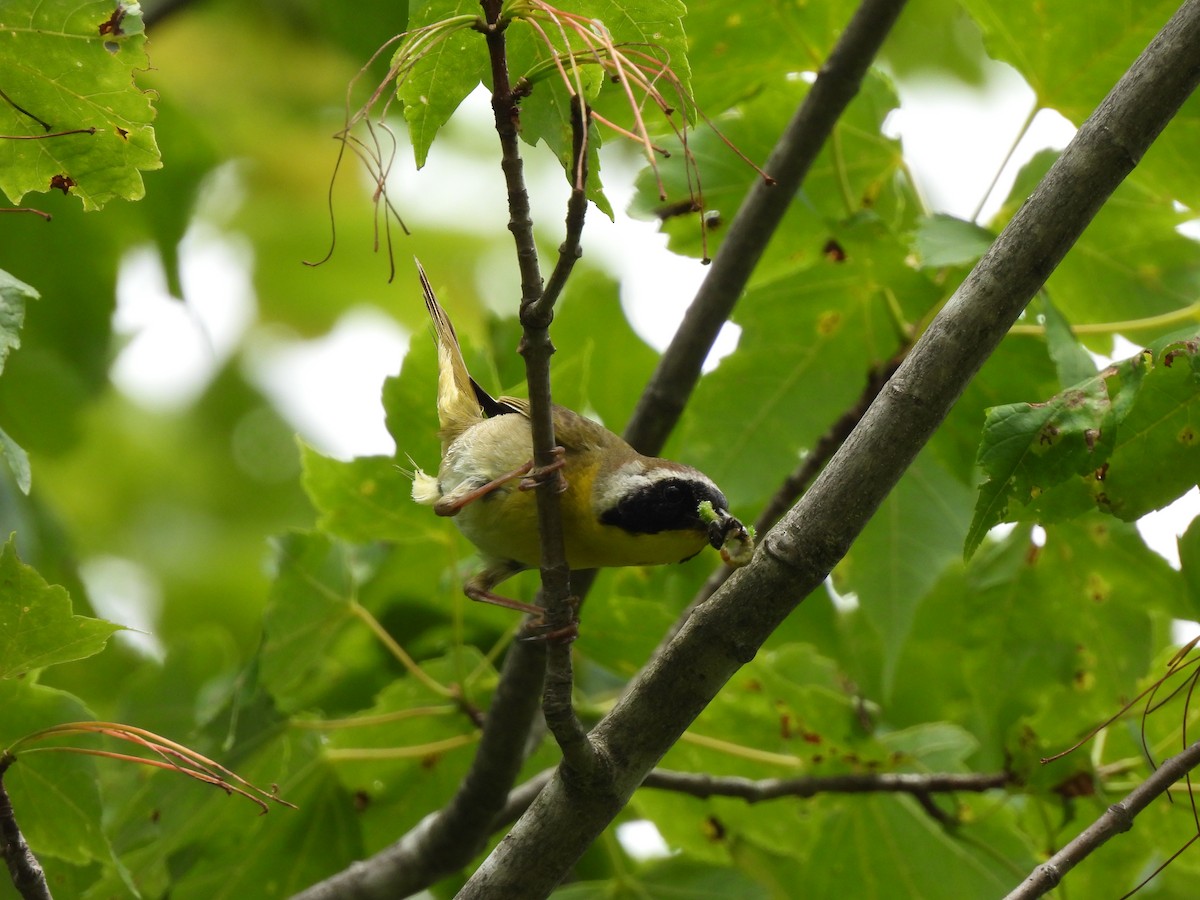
<box><xmin>1</xmin><ymin>0</ymin><xmax>1199</xmax><ymax>897</ymax></box>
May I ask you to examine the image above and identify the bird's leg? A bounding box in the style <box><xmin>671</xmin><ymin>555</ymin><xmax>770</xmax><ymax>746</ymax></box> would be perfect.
<box><xmin>432</xmin><ymin>461</ymin><xmax>536</xmax><ymax>516</ymax></box>
<box><xmin>519</xmin><ymin>595</ymin><xmax>580</xmax><ymax>644</ymax></box>
<box><xmin>462</xmin><ymin>562</ymin><xmax>543</xmax><ymax>617</ymax></box>
<box><xmin>518</xmin><ymin>445</ymin><xmax>567</xmax><ymax>494</ymax></box>
<box><xmin>463</xmin><ymin>563</ymin><xmax>578</xmax><ymax>643</ymax></box>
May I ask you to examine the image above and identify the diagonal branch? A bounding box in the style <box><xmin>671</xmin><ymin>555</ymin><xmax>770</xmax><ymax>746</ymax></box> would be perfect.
<box><xmin>458</xmin><ymin>2</ymin><xmax>1200</xmax><ymax>895</ymax></box>
<box><xmin>1004</xmin><ymin>740</ymin><xmax>1200</xmax><ymax>900</ymax></box>
<box><xmin>622</xmin><ymin>0</ymin><xmax>911</xmax><ymax>457</ymax></box>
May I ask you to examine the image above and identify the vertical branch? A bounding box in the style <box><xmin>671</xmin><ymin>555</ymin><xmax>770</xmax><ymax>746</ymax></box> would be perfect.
<box><xmin>0</xmin><ymin>756</ymin><xmax>52</xmax><ymax>900</ymax></box>
<box><xmin>479</xmin><ymin>0</ymin><xmax>597</xmax><ymax>775</ymax></box>
<box><xmin>536</xmin><ymin>97</ymin><xmax>596</xmax><ymax>772</ymax></box>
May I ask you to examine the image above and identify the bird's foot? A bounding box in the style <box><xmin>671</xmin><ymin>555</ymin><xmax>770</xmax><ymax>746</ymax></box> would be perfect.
<box><xmin>519</xmin><ymin>446</ymin><xmax>568</xmax><ymax>494</ymax></box>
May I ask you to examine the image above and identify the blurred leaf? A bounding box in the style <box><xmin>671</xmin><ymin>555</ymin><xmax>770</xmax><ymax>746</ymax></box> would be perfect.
<box><xmin>554</xmin><ymin>856</ymin><xmax>769</xmax><ymax>900</ymax></box>
<box><xmin>0</xmin><ymin>269</ymin><xmax>34</xmax><ymax>375</ymax></box>
<box><xmin>837</xmin><ymin>449</ymin><xmax>973</xmax><ymax>692</ymax></box>
<box><xmin>911</xmin><ymin>213</ymin><xmax>993</xmax><ymax>268</ymax></box>
<box><xmin>550</xmin><ymin>267</ymin><xmax>659</xmax><ymax>430</ymax></box>
<box><xmin>0</xmin><ymin>425</ymin><xmax>30</xmax><ymax>494</ymax></box>
<box><xmin>880</xmin><ymin>0</ymin><xmax>988</xmax><ymax>86</ymax></box>
<box><xmin>260</xmin><ymin>531</ymin><xmax>366</xmax><ymax>711</ymax></box>
<box><xmin>680</xmin><ymin>0</ymin><xmax>850</xmax><ymax>113</ymax></box>
<box><xmin>1037</xmin><ymin>294</ymin><xmax>1097</xmax><ymax>389</ymax></box>
<box><xmin>301</xmin><ymin>445</ymin><xmax>416</xmax><ymax>543</ymax></box>
<box><xmin>0</xmin><ymin>0</ymin><xmax>160</xmax><ymax>210</ymax></box>
<box><xmin>1183</xmin><ymin>516</ymin><xmax>1200</xmax><ymax>613</ymax></box>
<box><xmin>802</xmin><ymin>794</ymin><xmax>1014</xmax><ymax>899</ymax></box>
<box><xmin>0</xmin><ymin>535</ymin><xmax>122</xmax><ymax>678</ymax></box>
<box><xmin>0</xmin><ymin>679</ymin><xmax>108</xmax><ymax>866</ymax></box>
<box><xmin>633</xmin><ymin>73</ymin><xmax>918</xmax><ymax>267</ymax></box>
<box><xmin>166</xmin><ymin>756</ymin><xmax>361</xmax><ymax>900</ymax></box>
<box><xmin>992</xmin><ymin>152</ymin><xmax>1200</xmax><ymax>340</ymax></box>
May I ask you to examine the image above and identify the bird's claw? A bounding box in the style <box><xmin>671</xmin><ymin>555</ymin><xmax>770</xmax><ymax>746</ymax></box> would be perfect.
<box><xmin>519</xmin><ymin>446</ymin><xmax>568</xmax><ymax>494</ymax></box>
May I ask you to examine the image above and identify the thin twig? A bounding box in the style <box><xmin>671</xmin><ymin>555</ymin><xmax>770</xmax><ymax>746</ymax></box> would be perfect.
<box><xmin>1004</xmin><ymin>741</ymin><xmax>1200</xmax><ymax>900</ymax></box>
<box><xmin>534</xmin><ymin>95</ymin><xmax>597</xmax><ymax>773</ymax></box>
<box><xmin>491</xmin><ymin>765</ymin><xmax>1012</xmax><ymax>827</ymax></box>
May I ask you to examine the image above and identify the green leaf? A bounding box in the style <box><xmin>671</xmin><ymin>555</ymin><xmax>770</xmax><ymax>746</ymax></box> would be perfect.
<box><xmin>0</xmin><ymin>535</ymin><xmax>122</xmax><ymax>677</ymax></box>
<box><xmin>992</xmin><ymin>152</ymin><xmax>1200</xmax><ymax>339</ymax></box>
<box><xmin>680</xmin><ymin>222</ymin><xmax>938</xmax><ymax>506</ymax></box>
<box><xmin>260</xmin><ymin>531</ymin><xmax>364</xmax><ymax>711</ymax></box>
<box><xmin>0</xmin><ymin>269</ymin><xmax>34</xmax><ymax>375</ymax></box>
<box><xmin>555</xmin><ymin>857</ymin><xmax>769</xmax><ymax>900</ymax></box>
<box><xmin>911</xmin><ymin>213</ymin><xmax>994</xmax><ymax>269</ymax></box>
<box><xmin>1098</xmin><ymin>334</ymin><xmax>1200</xmax><ymax>520</ymax></box>
<box><xmin>892</xmin><ymin>518</ymin><xmax>1184</xmax><ymax>769</ymax></box>
<box><xmin>959</xmin><ymin>0</ymin><xmax>1178</xmax><ymax>120</ymax></box>
<box><xmin>0</xmin><ymin>423</ymin><xmax>31</xmax><ymax>494</ymax></box>
<box><xmin>0</xmin><ymin>680</ymin><xmax>109</xmax><ymax>866</ymax></box>
<box><xmin>549</xmin><ymin>267</ymin><xmax>659</xmax><ymax>430</ymax></box>
<box><xmin>681</xmin><ymin>0</ymin><xmax>852</xmax><ymax>113</ymax></box>
<box><xmin>838</xmin><ymin>450</ymin><xmax>973</xmax><ymax>693</ymax></box>
<box><xmin>1037</xmin><ymin>294</ymin><xmax>1097</xmax><ymax>389</ymax></box>
<box><xmin>0</xmin><ymin>0</ymin><xmax>160</xmax><ymax>210</ymax></box>
<box><xmin>166</xmin><ymin>756</ymin><xmax>363</xmax><ymax>900</ymax></box>
<box><xmin>802</xmin><ymin>795</ymin><xmax>1017</xmax><ymax>899</ymax></box>
<box><xmin>967</xmin><ymin>332</ymin><xmax>1200</xmax><ymax>554</ymax></box>
<box><xmin>633</xmin><ymin>73</ymin><xmax>918</xmax><ymax>266</ymax></box>
<box><xmin>958</xmin><ymin>0</ymin><xmax>1200</xmax><ymax>209</ymax></box>
<box><xmin>1182</xmin><ymin>516</ymin><xmax>1200</xmax><ymax>614</ymax></box>
<box><xmin>398</xmin><ymin>0</ymin><xmax>487</xmax><ymax>168</ymax></box>
<box><xmin>300</xmin><ymin>444</ymin><xmax>417</xmax><ymax>543</ymax></box>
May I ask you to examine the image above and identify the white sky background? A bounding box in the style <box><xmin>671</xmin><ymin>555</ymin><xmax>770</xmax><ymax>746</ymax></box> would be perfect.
<box><xmin>111</xmin><ymin>60</ymin><xmax>1197</xmax><ymax>568</ymax></box>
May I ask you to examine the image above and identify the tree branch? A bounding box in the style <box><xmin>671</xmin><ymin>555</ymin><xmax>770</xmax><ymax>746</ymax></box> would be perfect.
<box><xmin>490</xmin><ymin>766</ymin><xmax>1012</xmax><ymax>828</ymax></box>
<box><xmin>622</xmin><ymin>0</ymin><xmax>911</xmax><ymax>456</ymax></box>
<box><xmin>641</xmin><ymin>767</ymin><xmax>1011</xmax><ymax>803</ymax></box>
<box><xmin>458</xmin><ymin>2</ymin><xmax>1200</xmax><ymax>895</ymax></box>
<box><xmin>530</xmin><ymin>96</ymin><xmax>597</xmax><ymax>774</ymax></box>
<box><xmin>293</xmin><ymin>9</ymin><xmax>598</xmax><ymax>899</ymax></box>
<box><xmin>0</xmin><ymin>755</ymin><xmax>52</xmax><ymax>900</ymax></box>
<box><xmin>1004</xmin><ymin>740</ymin><xmax>1200</xmax><ymax>899</ymax></box>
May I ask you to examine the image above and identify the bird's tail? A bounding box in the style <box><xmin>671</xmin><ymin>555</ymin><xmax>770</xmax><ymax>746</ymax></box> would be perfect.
<box><xmin>416</xmin><ymin>259</ymin><xmax>482</xmax><ymax>440</ymax></box>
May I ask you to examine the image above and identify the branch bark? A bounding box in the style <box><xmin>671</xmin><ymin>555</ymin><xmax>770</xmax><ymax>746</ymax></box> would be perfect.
<box><xmin>458</xmin><ymin>2</ymin><xmax>1200</xmax><ymax>895</ymax></box>
<box><xmin>1004</xmin><ymin>740</ymin><xmax>1200</xmax><ymax>899</ymax></box>
<box><xmin>492</xmin><ymin>766</ymin><xmax>1011</xmax><ymax>827</ymax></box>
<box><xmin>0</xmin><ymin>756</ymin><xmax>52</xmax><ymax>900</ymax></box>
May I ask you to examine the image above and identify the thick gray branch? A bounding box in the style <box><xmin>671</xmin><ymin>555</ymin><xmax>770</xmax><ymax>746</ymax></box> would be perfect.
<box><xmin>458</xmin><ymin>2</ymin><xmax>1200</xmax><ymax>896</ymax></box>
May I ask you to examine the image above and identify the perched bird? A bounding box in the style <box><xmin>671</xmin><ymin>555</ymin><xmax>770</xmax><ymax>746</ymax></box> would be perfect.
<box><xmin>410</xmin><ymin>261</ymin><xmax>753</xmax><ymax>622</ymax></box>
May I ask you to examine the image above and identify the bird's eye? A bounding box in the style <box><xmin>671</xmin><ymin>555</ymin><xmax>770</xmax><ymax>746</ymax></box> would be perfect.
<box><xmin>662</xmin><ymin>484</ymin><xmax>682</xmax><ymax>503</ymax></box>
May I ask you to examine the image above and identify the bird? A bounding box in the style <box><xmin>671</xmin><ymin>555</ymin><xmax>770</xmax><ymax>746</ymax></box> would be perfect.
<box><xmin>409</xmin><ymin>260</ymin><xmax>754</xmax><ymax>625</ymax></box>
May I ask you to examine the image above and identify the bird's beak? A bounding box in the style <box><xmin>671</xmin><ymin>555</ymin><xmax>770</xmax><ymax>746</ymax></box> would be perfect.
<box><xmin>706</xmin><ymin>508</ymin><xmax>755</xmax><ymax>568</ymax></box>
<box><xmin>706</xmin><ymin>509</ymin><xmax>744</xmax><ymax>549</ymax></box>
